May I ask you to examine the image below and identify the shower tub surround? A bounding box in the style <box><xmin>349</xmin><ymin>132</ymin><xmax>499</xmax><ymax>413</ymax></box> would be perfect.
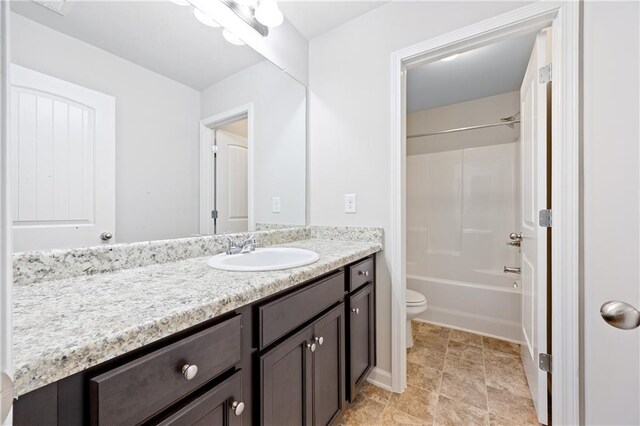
<box><xmin>12</xmin><ymin>226</ymin><xmax>383</xmax><ymax>397</ymax></box>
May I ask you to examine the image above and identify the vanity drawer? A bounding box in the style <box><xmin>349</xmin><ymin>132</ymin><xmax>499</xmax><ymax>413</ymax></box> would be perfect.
<box><xmin>155</xmin><ymin>371</ymin><xmax>243</xmax><ymax>426</ymax></box>
<box><xmin>258</xmin><ymin>272</ymin><xmax>344</xmax><ymax>349</ymax></box>
<box><xmin>89</xmin><ymin>315</ymin><xmax>242</xmax><ymax>426</ymax></box>
<box><xmin>348</xmin><ymin>257</ymin><xmax>374</xmax><ymax>292</ymax></box>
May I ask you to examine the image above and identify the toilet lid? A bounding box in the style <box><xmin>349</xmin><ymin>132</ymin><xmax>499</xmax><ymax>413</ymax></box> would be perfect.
<box><xmin>406</xmin><ymin>289</ymin><xmax>426</xmax><ymax>306</ymax></box>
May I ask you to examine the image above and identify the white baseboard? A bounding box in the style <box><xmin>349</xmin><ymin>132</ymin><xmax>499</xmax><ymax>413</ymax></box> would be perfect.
<box><xmin>366</xmin><ymin>367</ymin><xmax>393</xmax><ymax>391</ymax></box>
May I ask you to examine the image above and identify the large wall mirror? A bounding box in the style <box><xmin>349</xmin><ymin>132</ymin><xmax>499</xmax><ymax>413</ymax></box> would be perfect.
<box><xmin>9</xmin><ymin>0</ymin><xmax>306</xmax><ymax>252</ymax></box>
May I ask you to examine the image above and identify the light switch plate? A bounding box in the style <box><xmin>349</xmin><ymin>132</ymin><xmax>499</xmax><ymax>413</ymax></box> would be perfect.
<box><xmin>344</xmin><ymin>194</ymin><xmax>356</xmax><ymax>213</ymax></box>
<box><xmin>272</xmin><ymin>197</ymin><xmax>281</xmax><ymax>213</ymax></box>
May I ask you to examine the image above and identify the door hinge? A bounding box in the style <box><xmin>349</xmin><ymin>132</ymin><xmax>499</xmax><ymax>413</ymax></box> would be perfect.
<box><xmin>539</xmin><ymin>64</ymin><xmax>552</xmax><ymax>84</ymax></box>
<box><xmin>211</xmin><ymin>210</ymin><xmax>218</xmax><ymax>219</ymax></box>
<box><xmin>539</xmin><ymin>353</ymin><xmax>552</xmax><ymax>373</ymax></box>
<box><xmin>539</xmin><ymin>209</ymin><xmax>552</xmax><ymax>227</ymax></box>
<box><xmin>211</xmin><ymin>145</ymin><xmax>219</xmax><ymax>154</ymax></box>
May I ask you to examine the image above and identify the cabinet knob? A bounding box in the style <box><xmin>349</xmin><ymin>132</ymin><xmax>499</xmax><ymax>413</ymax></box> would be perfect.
<box><xmin>231</xmin><ymin>401</ymin><xmax>245</xmax><ymax>416</ymax></box>
<box><xmin>307</xmin><ymin>342</ymin><xmax>317</xmax><ymax>352</ymax></box>
<box><xmin>315</xmin><ymin>336</ymin><xmax>324</xmax><ymax>346</ymax></box>
<box><xmin>181</xmin><ymin>364</ymin><xmax>198</xmax><ymax>380</ymax></box>
<box><xmin>352</xmin><ymin>307</ymin><xmax>360</xmax><ymax>315</ymax></box>
<box><xmin>100</xmin><ymin>232</ymin><xmax>113</xmax><ymax>241</ymax></box>
<box><xmin>358</xmin><ymin>270</ymin><xmax>369</xmax><ymax>277</ymax></box>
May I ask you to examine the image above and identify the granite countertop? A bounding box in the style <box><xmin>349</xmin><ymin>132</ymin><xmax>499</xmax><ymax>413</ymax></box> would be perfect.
<box><xmin>13</xmin><ymin>238</ymin><xmax>381</xmax><ymax>397</ymax></box>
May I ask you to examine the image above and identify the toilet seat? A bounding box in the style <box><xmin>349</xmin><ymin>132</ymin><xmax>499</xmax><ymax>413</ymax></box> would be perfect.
<box><xmin>406</xmin><ymin>289</ymin><xmax>427</xmax><ymax>306</ymax></box>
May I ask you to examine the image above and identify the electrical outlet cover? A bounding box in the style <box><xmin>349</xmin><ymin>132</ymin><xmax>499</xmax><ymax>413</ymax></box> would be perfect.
<box><xmin>344</xmin><ymin>194</ymin><xmax>356</xmax><ymax>213</ymax></box>
<box><xmin>272</xmin><ymin>197</ymin><xmax>281</xmax><ymax>213</ymax></box>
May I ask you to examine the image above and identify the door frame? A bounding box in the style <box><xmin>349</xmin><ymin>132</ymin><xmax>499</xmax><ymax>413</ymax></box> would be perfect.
<box><xmin>0</xmin><ymin>0</ymin><xmax>12</xmax><ymax>422</ymax></box>
<box><xmin>199</xmin><ymin>103</ymin><xmax>254</xmax><ymax>235</ymax></box>
<box><xmin>388</xmin><ymin>2</ymin><xmax>580</xmax><ymax>424</ymax></box>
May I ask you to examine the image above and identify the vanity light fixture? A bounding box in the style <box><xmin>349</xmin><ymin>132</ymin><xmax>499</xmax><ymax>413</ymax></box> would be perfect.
<box><xmin>194</xmin><ymin>8</ymin><xmax>221</xmax><ymax>27</ymax></box>
<box><xmin>223</xmin><ymin>29</ymin><xmax>245</xmax><ymax>45</ymax></box>
<box><xmin>170</xmin><ymin>0</ymin><xmax>281</xmax><ymax>46</ymax></box>
<box><xmin>441</xmin><ymin>53</ymin><xmax>460</xmax><ymax>62</ymax></box>
<box><xmin>254</xmin><ymin>0</ymin><xmax>283</xmax><ymax>27</ymax></box>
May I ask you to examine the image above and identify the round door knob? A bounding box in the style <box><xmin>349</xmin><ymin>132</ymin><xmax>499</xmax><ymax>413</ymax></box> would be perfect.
<box><xmin>100</xmin><ymin>232</ymin><xmax>113</xmax><ymax>241</ymax></box>
<box><xmin>352</xmin><ymin>308</ymin><xmax>360</xmax><ymax>315</ymax></box>
<box><xmin>509</xmin><ymin>232</ymin><xmax>522</xmax><ymax>241</ymax></box>
<box><xmin>600</xmin><ymin>301</ymin><xmax>640</xmax><ymax>330</ymax></box>
<box><xmin>181</xmin><ymin>364</ymin><xmax>198</xmax><ymax>380</ymax></box>
<box><xmin>315</xmin><ymin>336</ymin><xmax>324</xmax><ymax>346</ymax></box>
<box><xmin>307</xmin><ymin>342</ymin><xmax>317</xmax><ymax>352</ymax></box>
<box><xmin>231</xmin><ymin>401</ymin><xmax>245</xmax><ymax>416</ymax></box>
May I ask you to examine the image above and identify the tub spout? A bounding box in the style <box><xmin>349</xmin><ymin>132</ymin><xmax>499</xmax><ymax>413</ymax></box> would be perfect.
<box><xmin>503</xmin><ymin>266</ymin><xmax>521</xmax><ymax>274</ymax></box>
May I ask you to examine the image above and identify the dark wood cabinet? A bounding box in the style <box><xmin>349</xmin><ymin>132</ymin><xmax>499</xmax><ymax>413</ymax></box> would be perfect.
<box><xmin>89</xmin><ymin>315</ymin><xmax>242</xmax><ymax>425</ymax></box>
<box><xmin>312</xmin><ymin>305</ymin><xmax>345</xmax><ymax>426</ymax></box>
<box><xmin>260</xmin><ymin>303</ymin><xmax>345</xmax><ymax>426</ymax></box>
<box><xmin>347</xmin><ymin>283</ymin><xmax>375</xmax><ymax>402</ymax></box>
<box><xmin>154</xmin><ymin>371</ymin><xmax>244</xmax><ymax>426</ymax></box>
<box><xmin>260</xmin><ymin>325</ymin><xmax>314</xmax><ymax>425</ymax></box>
<box><xmin>14</xmin><ymin>255</ymin><xmax>377</xmax><ymax>426</ymax></box>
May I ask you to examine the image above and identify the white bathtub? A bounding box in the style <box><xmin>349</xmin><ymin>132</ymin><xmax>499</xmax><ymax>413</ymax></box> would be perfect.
<box><xmin>407</xmin><ymin>273</ymin><xmax>523</xmax><ymax>342</ymax></box>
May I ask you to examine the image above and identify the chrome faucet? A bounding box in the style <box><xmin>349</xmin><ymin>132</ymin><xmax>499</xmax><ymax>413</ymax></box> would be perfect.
<box><xmin>224</xmin><ymin>235</ymin><xmax>258</xmax><ymax>255</ymax></box>
<box><xmin>239</xmin><ymin>235</ymin><xmax>258</xmax><ymax>253</ymax></box>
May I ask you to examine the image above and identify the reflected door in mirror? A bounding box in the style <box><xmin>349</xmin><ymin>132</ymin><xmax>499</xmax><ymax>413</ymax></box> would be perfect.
<box><xmin>10</xmin><ymin>65</ymin><xmax>115</xmax><ymax>252</ymax></box>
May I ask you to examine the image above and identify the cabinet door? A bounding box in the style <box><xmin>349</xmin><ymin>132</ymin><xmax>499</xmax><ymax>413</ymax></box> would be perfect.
<box><xmin>312</xmin><ymin>304</ymin><xmax>345</xmax><ymax>426</ymax></box>
<box><xmin>348</xmin><ymin>283</ymin><xmax>375</xmax><ymax>401</ymax></box>
<box><xmin>156</xmin><ymin>371</ymin><xmax>243</xmax><ymax>426</ymax></box>
<box><xmin>260</xmin><ymin>325</ymin><xmax>314</xmax><ymax>425</ymax></box>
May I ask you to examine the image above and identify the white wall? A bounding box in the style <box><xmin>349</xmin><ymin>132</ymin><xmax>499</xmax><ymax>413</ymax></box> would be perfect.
<box><xmin>582</xmin><ymin>2</ymin><xmax>640</xmax><ymax>424</ymax></box>
<box><xmin>10</xmin><ymin>13</ymin><xmax>201</xmax><ymax>245</ymax></box>
<box><xmin>308</xmin><ymin>0</ymin><xmax>530</xmax><ymax>378</ymax></box>
<box><xmin>201</xmin><ymin>60</ymin><xmax>306</xmax><ymax>227</ymax></box>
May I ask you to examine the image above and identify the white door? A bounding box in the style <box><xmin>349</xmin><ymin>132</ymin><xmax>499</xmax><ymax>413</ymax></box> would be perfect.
<box><xmin>215</xmin><ymin>129</ymin><xmax>248</xmax><ymax>234</ymax></box>
<box><xmin>583</xmin><ymin>2</ymin><xmax>640</xmax><ymax>424</ymax></box>
<box><xmin>519</xmin><ymin>30</ymin><xmax>548</xmax><ymax>425</ymax></box>
<box><xmin>10</xmin><ymin>65</ymin><xmax>115</xmax><ymax>251</ymax></box>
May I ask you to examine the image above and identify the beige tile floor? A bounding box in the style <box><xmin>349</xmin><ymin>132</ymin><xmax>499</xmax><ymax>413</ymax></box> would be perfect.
<box><xmin>337</xmin><ymin>321</ymin><xmax>540</xmax><ymax>426</ymax></box>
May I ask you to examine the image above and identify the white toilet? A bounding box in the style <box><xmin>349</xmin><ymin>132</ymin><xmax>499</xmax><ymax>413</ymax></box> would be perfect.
<box><xmin>406</xmin><ymin>289</ymin><xmax>428</xmax><ymax>348</ymax></box>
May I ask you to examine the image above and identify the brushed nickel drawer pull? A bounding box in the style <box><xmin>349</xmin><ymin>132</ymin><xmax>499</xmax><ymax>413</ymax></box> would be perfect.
<box><xmin>181</xmin><ymin>364</ymin><xmax>198</xmax><ymax>380</ymax></box>
<box><xmin>352</xmin><ymin>307</ymin><xmax>360</xmax><ymax>315</ymax></box>
<box><xmin>315</xmin><ymin>336</ymin><xmax>324</xmax><ymax>346</ymax></box>
<box><xmin>307</xmin><ymin>342</ymin><xmax>317</xmax><ymax>352</ymax></box>
<box><xmin>358</xmin><ymin>270</ymin><xmax>370</xmax><ymax>277</ymax></box>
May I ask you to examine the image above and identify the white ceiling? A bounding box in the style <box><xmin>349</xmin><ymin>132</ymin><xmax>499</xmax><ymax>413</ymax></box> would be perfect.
<box><xmin>10</xmin><ymin>0</ymin><xmax>266</xmax><ymax>91</ymax></box>
<box><xmin>407</xmin><ymin>32</ymin><xmax>538</xmax><ymax>113</ymax></box>
<box><xmin>280</xmin><ymin>1</ymin><xmax>386</xmax><ymax>40</ymax></box>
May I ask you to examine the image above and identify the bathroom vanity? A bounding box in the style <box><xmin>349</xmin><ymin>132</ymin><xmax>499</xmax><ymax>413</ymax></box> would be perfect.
<box><xmin>11</xmin><ymin>231</ymin><xmax>380</xmax><ymax>426</ymax></box>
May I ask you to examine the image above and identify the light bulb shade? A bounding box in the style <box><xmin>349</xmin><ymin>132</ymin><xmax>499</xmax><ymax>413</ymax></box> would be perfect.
<box><xmin>193</xmin><ymin>8</ymin><xmax>220</xmax><ymax>28</ymax></box>
<box><xmin>255</xmin><ymin>0</ymin><xmax>283</xmax><ymax>27</ymax></box>
<box><xmin>223</xmin><ymin>29</ymin><xmax>245</xmax><ymax>45</ymax></box>
<box><xmin>169</xmin><ymin>0</ymin><xmax>190</xmax><ymax>6</ymax></box>
<box><xmin>234</xmin><ymin>0</ymin><xmax>258</xmax><ymax>7</ymax></box>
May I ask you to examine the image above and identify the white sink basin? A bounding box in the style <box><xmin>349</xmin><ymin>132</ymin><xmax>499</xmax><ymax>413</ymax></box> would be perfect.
<box><xmin>207</xmin><ymin>247</ymin><xmax>320</xmax><ymax>272</ymax></box>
